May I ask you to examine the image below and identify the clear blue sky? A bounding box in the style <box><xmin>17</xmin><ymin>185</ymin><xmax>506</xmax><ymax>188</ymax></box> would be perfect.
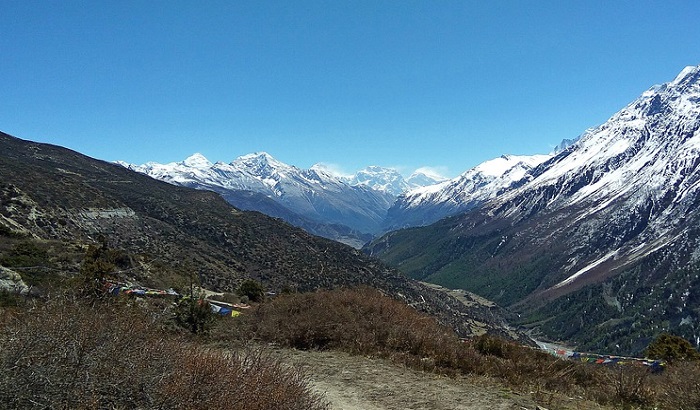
<box><xmin>1</xmin><ymin>1</ymin><xmax>699</xmax><ymax>178</ymax></box>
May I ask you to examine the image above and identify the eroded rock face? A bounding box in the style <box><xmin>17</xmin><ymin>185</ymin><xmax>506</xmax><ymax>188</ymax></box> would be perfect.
<box><xmin>0</xmin><ymin>266</ymin><xmax>29</xmax><ymax>295</ymax></box>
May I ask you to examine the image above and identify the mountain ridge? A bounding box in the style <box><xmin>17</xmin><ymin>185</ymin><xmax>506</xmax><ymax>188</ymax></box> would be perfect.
<box><xmin>121</xmin><ymin>152</ymin><xmax>449</xmax><ymax>246</ymax></box>
<box><xmin>383</xmin><ymin>153</ymin><xmax>553</xmax><ymax>230</ymax></box>
<box><xmin>366</xmin><ymin>64</ymin><xmax>700</xmax><ymax>355</ymax></box>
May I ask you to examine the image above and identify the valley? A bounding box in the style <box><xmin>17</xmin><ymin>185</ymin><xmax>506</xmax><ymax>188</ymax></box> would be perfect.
<box><xmin>119</xmin><ymin>65</ymin><xmax>700</xmax><ymax>357</ymax></box>
<box><xmin>1</xmin><ymin>63</ymin><xmax>700</xmax><ymax>409</ymax></box>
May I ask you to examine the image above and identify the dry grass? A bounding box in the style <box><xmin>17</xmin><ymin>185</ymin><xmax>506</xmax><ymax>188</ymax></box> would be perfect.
<box><xmin>653</xmin><ymin>361</ymin><xmax>700</xmax><ymax>409</ymax></box>
<box><xmin>0</xmin><ymin>297</ymin><xmax>328</xmax><ymax>410</ymax></box>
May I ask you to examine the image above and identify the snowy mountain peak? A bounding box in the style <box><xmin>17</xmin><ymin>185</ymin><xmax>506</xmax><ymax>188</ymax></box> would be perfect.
<box><xmin>407</xmin><ymin>168</ymin><xmax>448</xmax><ymax>187</ymax></box>
<box><xmin>345</xmin><ymin>165</ymin><xmax>446</xmax><ymax>196</ymax></box>
<box><xmin>353</xmin><ymin>166</ymin><xmax>403</xmax><ymax>183</ymax></box>
<box><xmin>308</xmin><ymin>163</ymin><xmax>340</xmax><ymax>178</ymax></box>
<box><xmin>522</xmin><ymin>64</ymin><xmax>700</xmax><ymax>204</ymax></box>
<box><xmin>182</xmin><ymin>153</ymin><xmax>212</xmax><ymax>168</ymax></box>
<box><xmin>671</xmin><ymin>64</ymin><xmax>700</xmax><ymax>87</ymax></box>
<box><xmin>230</xmin><ymin>152</ymin><xmax>292</xmax><ymax>177</ymax></box>
<box><xmin>349</xmin><ymin>166</ymin><xmax>406</xmax><ymax>196</ymax></box>
<box><xmin>233</xmin><ymin>151</ymin><xmax>282</xmax><ymax>165</ymax></box>
<box><xmin>553</xmin><ymin>138</ymin><xmax>578</xmax><ymax>154</ymax></box>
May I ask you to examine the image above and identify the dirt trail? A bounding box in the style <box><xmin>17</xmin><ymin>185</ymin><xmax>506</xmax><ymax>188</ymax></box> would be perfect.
<box><xmin>277</xmin><ymin>348</ymin><xmax>544</xmax><ymax>410</ymax></box>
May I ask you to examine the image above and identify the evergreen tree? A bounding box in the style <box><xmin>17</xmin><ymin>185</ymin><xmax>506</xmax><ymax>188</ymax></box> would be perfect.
<box><xmin>645</xmin><ymin>333</ymin><xmax>700</xmax><ymax>363</ymax></box>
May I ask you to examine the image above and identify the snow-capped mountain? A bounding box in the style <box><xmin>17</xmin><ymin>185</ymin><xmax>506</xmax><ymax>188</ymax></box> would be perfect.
<box><xmin>384</xmin><ymin>154</ymin><xmax>551</xmax><ymax>229</ymax></box>
<box><xmin>123</xmin><ymin>152</ymin><xmax>398</xmax><ymax>247</ymax></box>
<box><xmin>345</xmin><ymin>166</ymin><xmax>447</xmax><ymax>196</ymax></box>
<box><xmin>490</xmin><ymin>64</ymin><xmax>700</xmax><ymax>254</ymax></box>
<box><xmin>122</xmin><ymin>153</ymin><xmax>452</xmax><ymax>246</ymax></box>
<box><xmin>367</xmin><ymin>65</ymin><xmax>700</xmax><ymax>354</ymax></box>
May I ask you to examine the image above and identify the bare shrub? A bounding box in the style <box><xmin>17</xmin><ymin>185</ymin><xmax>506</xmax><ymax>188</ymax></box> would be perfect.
<box><xmin>160</xmin><ymin>348</ymin><xmax>327</xmax><ymax>410</ymax></box>
<box><xmin>603</xmin><ymin>366</ymin><xmax>656</xmax><ymax>408</ymax></box>
<box><xmin>654</xmin><ymin>361</ymin><xmax>700</xmax><ymax>409</ymax></box>
<box><xmin>238</xmin><ymin>286</ymin><xmax>461</xmax><ymax>358</ymax></box>
<box><xmin>0</xmin><ymin>297</ymin><xmax>328</xmax><ymax>410</ymax></box>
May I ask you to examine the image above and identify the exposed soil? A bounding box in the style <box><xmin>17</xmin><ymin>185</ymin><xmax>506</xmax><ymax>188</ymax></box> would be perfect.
<box><xmin>275</xmin><ymin>348</ymin><xmax>609</xmax><ymax>410</ymax></box>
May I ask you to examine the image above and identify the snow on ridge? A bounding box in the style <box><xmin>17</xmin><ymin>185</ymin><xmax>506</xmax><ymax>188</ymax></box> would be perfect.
<box><xmin>120</xmin><ymin>151</ymin><xmax>446</xmax><ymax>198</ymax></box>
<box><xmin>397</xmin><ymin>153</ymin><xmax>551</xmax><ymax>212</ymax></box>
<box><xmin>671</xmin><ymin>64</ymin><xmax>700</xmax><ymax>86</ymax></box>
<box><xmin>552</xmin><ymin>250</ymin><xmax>619</xmax><ymax>289</ymax></box>
<box><xmin>231</xmin><ymin>151</ymin><xmax>292</xmax><ymax>171</ymax></box>
<box><xmin>509</xmin><ymin>64</ymin><xmax>700</xmax><ymax>208</ymax></box>
<box><xmin>473</xmin><ymin>154</ymin><xmax>546</xmax><ymax>177</ymax></box>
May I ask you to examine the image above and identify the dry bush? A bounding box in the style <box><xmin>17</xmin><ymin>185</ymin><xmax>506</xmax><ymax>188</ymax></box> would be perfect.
<box><xmin>0</xmin><ymin>297</ymin><xmax>328</xmax><ymax>410</ymax></box>
<box><xmin>456</xmin><ymin>333</ymin><xmax>608</xmax><ymax>399</ymax></box>
<box><xmin>603</xmin><ymin>366</ymin><xmax>656</xmax><ymax>408</ymax></box>
<box><xmin>234</xmin><ymin>288</ymin><xmax>596</xmax><ymax>385</ymax></box>
<box><xmin>654</xmin><ymin>361</ymin><xmax>700</xmax><ymax>409</ymax></box>
<box><xmin>161</xmin><ymin>348</ymin><xmax>327</xmax><ymax>410</ymax></box>
<box><xmin>237</xmin><ymin>286</ymin><xmax>461</xmax><ymax>358</ymax></box>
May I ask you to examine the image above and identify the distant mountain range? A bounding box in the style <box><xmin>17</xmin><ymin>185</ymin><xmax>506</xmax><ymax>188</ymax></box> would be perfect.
<box><xmin>120</xmin><ymin>148</ymin><xmax>560</xmax><ymax>247</ymax></box>
<box><xmin>366</xmin><ymin>65</ymin><xmax>700</xmax><ymax>355</ymax></box>
<box><xmin>119</xmin><ymin>154</ymin><xmax>377</xmax><ymax>247</ymax></box>
<box><xmin>119</xmin><ymin>153</ymin><xmax>451</xmax><ymax>247</ymax></box>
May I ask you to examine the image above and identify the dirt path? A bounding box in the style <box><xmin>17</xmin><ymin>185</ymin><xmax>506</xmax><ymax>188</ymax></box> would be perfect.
<box><xmin>276</xmin><ymin>348</ymin><xmax>541</xmax><ymax>410</ymax></box>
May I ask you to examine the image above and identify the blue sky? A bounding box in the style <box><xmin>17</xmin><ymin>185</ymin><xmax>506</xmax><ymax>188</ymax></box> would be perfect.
<box><xmin>1</xmin><ymin>1</ymin><xmax>699</xmax><ymax>178</ymax></box>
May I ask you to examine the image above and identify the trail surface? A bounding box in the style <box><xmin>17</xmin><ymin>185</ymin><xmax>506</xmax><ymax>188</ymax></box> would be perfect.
<box><xmin>277</xmin><ymin>348</ymin><xmax>607</xmax><ymax>410</ymax></box>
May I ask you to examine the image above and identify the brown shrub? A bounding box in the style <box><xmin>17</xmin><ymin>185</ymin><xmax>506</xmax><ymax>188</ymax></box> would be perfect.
<box><xmin>159</xmin><ymin>348</ymin><xmax>327</xmax><ymax>410</ymax></box>
<box><xmin>0</xmin><ymin>298</ymin><xmax>328</xmax><ymax>410</ymax></box>
<box><xmin>237</xmin><ymin>286</ymin><xmax>461</xmax><ymax>358</ymax></box>
<box><xmin>654</xmin><ymin>361</ymin><xmax>700</xmax><ymax>409</ymax></box>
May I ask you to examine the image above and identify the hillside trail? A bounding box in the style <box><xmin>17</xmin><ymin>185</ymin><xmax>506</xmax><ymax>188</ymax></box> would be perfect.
<box><xmin>276</xmin><ymin>348</ymin><xmax>608</xmax><ymax>410</ymax></box>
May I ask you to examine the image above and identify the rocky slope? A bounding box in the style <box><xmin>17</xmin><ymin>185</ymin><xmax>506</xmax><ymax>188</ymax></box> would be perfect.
<box><xmin>367</xmin><ymin>65</ymin><xmax>700</xmax><ymax>355</ymax></box>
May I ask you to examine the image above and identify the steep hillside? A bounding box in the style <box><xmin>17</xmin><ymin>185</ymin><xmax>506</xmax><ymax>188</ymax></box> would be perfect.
<box><xmin>367</xmin><ymin>65</ymin><xmax>700</xmax><ymax>355</ymax></box>
<box><xmin>0</xmin><ymin>131</ymin><xmax>522</xmax><ymax>341</ymax></box>
<box><xmin>217</xmin><ymin>189</ymin><xmax>373</xmax><ymax>249</ymax></box>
